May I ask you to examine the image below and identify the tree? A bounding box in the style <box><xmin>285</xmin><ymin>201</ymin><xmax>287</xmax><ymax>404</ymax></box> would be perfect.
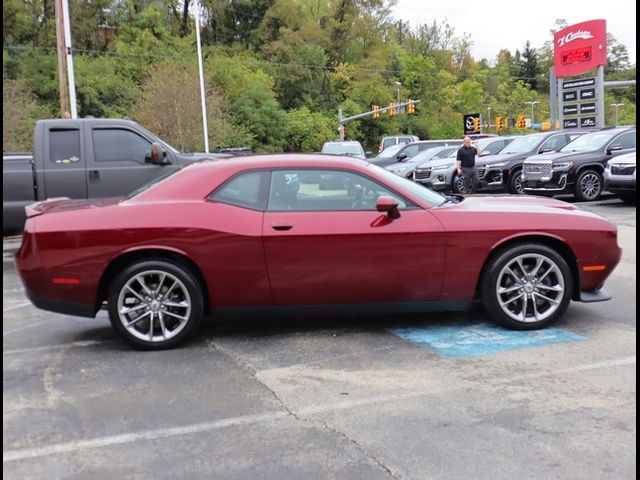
<box><xmin>518</xmin><ymin>41</ymin><xmax>539</xmax><ymax>90</ymax></box>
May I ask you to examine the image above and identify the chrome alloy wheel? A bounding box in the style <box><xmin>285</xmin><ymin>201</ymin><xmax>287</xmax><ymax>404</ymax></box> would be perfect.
<box><xmin>117</xmin><ymin>270</ymin><xmax>192</xmax><ymax>342</ymax></box>
<box><xmin>495</xmin><ymin>253</ymin><xmax>565</xmax><ymax>323</ymax></box>
<box><xmin>579</xmin><ymin>172</ymin><xmax>601</xmax><ymax>200</ymax></box>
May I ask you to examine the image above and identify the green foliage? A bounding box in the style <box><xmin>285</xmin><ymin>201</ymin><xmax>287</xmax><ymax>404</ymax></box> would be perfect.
<box><xmin>282</xmin><ymin>107</ymin><xmax>334</xmax><ymax>151</ymax></box>
<box><xmin>2</xmin><ymin>3</ymin><xmax>635</xmax><ymax>153</ymax></box>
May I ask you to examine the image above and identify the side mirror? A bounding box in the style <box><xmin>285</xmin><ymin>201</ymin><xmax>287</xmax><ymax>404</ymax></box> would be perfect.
<box><xmin>479</xmin><ymin>151</ymin><xmax>490</xmax><ymax>157</ymax></box>
<box><xmin>539</xmin><ymin>147</ymin><xmax>553</xmax><ymax>154</ymax></box>
<box><xmin>365</xmin><ymin>151</ymin><xmax>373</xmax><ymax>158</ymax></box>
<box><xmin>376</xmin><ymin>195</ymin><xmax>401</xmax><ymax>220</ymax></box>
<box><xmin>397</xmin><ymin>153</ymin><xmax>408</xmax><ymax>162</ymax></box>
<box><xmin>150</xmin><ymin>142</ymin><xmax>168</xmax><ymax>165</ymax></box>
<box><xmin>607</xmin><ymin>144</ymin><xmax>623</xmax><ymax>154</ymax></box>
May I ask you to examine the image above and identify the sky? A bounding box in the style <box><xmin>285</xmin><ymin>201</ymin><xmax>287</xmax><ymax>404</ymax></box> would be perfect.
<box><xmin>392</xmin><ymin>0</ymin><xmax>636</xmax><ymax>65</ymax></box>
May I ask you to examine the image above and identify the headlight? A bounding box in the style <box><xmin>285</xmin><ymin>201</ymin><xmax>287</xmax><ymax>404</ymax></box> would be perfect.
<box><xmin>487</xmin><ymin>161</ymin><xmax>508</xmax><ymax>168</ymax></box>
<box><xmin>553</xmin><ymin>161</ymin><xmax>574</xmax><ymax>171</ymax></box>
<box><xmin>431</xmin><ymin>165</ymin><xmax>450</xmax><ymax>171</ymax></box>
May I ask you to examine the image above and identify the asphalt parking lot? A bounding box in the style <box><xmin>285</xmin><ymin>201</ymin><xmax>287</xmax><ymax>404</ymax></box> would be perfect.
<box><xmin>3</xmin><ymin>198</ymin><xmax>636</xmax><ymax>479</ymax></box>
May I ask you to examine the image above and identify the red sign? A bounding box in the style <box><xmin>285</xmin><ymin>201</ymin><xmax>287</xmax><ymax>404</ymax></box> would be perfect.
<box><xmin>554</xmin><ymin>20</ymin><xmax>607</xmax><ymax>77</ymax></box>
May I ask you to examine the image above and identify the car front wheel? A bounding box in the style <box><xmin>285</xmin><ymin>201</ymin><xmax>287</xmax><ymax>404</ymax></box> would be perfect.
<box><xmin>108</xmin><ymin>260</ymin><xmax>204</xmax><ymax>349</ymax></box>
<box><xmin>574</xmin><ymin>169</ymin><xmax>603</xmax><ymax>201</ymax></box>
<box><xmin>508</xmin><ymin>169</ymin><xmax>524</xmax><ymax>194</ymax></box>
<box><xmin>481</xmin><ymin>244</ymin><xmax>573</xmax><ymax>330</ymax></box>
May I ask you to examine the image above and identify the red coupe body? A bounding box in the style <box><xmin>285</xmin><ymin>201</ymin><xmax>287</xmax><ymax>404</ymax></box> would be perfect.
<box><xmin>15</xmin><ymin>155</ymin><xmax>621</xmax><ymax>348</ymax></box>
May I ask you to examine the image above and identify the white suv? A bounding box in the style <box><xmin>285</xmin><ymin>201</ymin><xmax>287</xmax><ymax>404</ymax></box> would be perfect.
<box><xmin>378</xmin><ymin>135</ymin><xmax>420</xmax><ymax>153</ymax></box>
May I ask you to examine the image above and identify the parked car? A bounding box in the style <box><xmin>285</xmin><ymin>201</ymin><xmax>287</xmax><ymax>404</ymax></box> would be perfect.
<box><xmin>604</xmin><ymin>151</ymin><xmax>636</xmax><ymax>204</ymax></box>
<box><xmin>386</xmin><ymin>146</ymin><xmax>457</xmax><ymax>178</ymax></box>
<box><xmin>523</xmin><ymin>127</ymin><xmax>636</xmax><ymax>201</ymax></box>
<box><xmin>413</xmin><ymin>137</ymin><xmax>514</xmax><ymax>192</ymax></box>
<box><xmin>321</xmin><ymin>141</ymin><xmax>366</xmax><ymax>160</ymax></box>
<box><xmin>2</xmin><ymin>118</ymin><xmax>229</xmax><ymax>235</ymax></box>
<box><xmin>214</xmin><ymin>147</ymin><xmax>253</xmax><ymax>156</ymax></box>
<box><xmin>16</xmin><ymin>154</ymin><xmax>620</xmax><ymax>349</ymax></box>
<box><xmin>371</xmin><ymin>139</ymin><xmax>463</xmax><ymax>168</ymax></box>
<box><xmin>377</xmin><ymin>135</ymin><xmax>420</xmax><ymax>153</ymax></box>
<box><xmin>470</xmin><ymin>131</ymin><xmax>587</xmax><ymax>195</ymax></box>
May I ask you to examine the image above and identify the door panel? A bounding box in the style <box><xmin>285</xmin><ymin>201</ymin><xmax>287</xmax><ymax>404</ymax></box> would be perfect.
<box><xmin>85</xmin><ymin>127</ymin><xmax>178</xmax><ymax>198</ymax></box>
<box><xmin>262</xmin><ymin>209</ymin><xmax>446</xmax><ymax>305</ymax></box>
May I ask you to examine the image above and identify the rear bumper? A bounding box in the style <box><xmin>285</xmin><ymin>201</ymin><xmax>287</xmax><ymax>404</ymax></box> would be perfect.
<box><xmin>25</xmin><ymin>290</ymin><xmax>96</xmax><ymax>318</ymax></box>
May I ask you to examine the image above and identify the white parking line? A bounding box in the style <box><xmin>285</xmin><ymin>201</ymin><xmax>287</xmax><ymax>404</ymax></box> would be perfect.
<box><xmin>3</xmin><ymin>355</ymin><xmax>635</xmax><ymax>463</ymax></box>
<box><xmin>3</xmin><ymin>302</ymin><xmax>31</xmax><ymax>312</ymax></box>
<box><xmin>3</xmin><ymin>321</ymin><xmax>45</xmax><ymax>337</ymax></box>
<box><xmin>3</xmin><ymin>340</ymin><xmax>113</xmax><ymax>355</ymax></box>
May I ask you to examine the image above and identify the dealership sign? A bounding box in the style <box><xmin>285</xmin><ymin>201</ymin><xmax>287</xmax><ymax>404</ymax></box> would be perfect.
<box><xmin>554</xmin><ymin>20</ymin><xmax>607</xmax><ymax>77</ymax></box>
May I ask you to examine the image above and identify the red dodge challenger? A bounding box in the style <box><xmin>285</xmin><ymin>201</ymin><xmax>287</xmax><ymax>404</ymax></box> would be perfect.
<box><xmin>15</xmin><ymin>155</ymin><xmax>621</xmax><ymax>349</ymax></box>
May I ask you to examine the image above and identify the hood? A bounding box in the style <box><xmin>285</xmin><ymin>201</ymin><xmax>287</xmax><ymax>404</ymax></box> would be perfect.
<box><xmin>477</xmin><ymin>151</ymin><xmax>526</xmax><ymax>165</ymax></box>
<box><xmin>415</xmin><ymin>157</ymin><xmax>455</xmax><ymax>169</ymax></box>
<box><xmin>176</xmin><ymin>152</ymin><xmax>231</xmax><ymax>165</ymax></box>
<box><xmin>522</xmin><ymin>150</ymin><xmax>597</xmax><ymax>164</ymax></box>
<box><xmin>25</xmin><ymin>197</ymin><xmax>121</xmax><ymax>218</ymax></box>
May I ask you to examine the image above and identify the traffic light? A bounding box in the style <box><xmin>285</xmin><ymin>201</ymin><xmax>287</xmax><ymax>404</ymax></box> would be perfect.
<box><xmin>371</xmin><ymin>104</ymin><xmax>380</xmax><ymax>119</ymax></box>
<box><xmin>517</xmin><ymin>115</ymin><xmax>526</xmax><ymax>128</ymax></box>
<box><xmin>407</xmin><ymin>100</ymin><xmax>415</xmax><ymax>114</ymax></box>
<box><xmin>473</xmin><ymin>117</ymin><xmax>480</xmax><ymax>132</ymax></box>
<box><xmin>388</xmin><ymin>102</ymin><xmax>396</xmax><ymax>117</ymax></box>
<box><xmin>495</xmin><ymin>116</ymin><xmax>503</xmax><ymax>131</ymax></box>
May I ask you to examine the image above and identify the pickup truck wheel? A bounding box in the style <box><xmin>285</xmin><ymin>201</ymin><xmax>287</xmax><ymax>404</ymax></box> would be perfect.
<box><xmin>108</xmin><ymin>260</ymin><xmax>204</xmax><ymax>350</ymax></box>
<box><xmin>481</xmin><ymin>243</ymin><xmax>572</xmax><ymax>330</ymax></box>
<box><xmin>508</xmin><ymin>169</ymin><xmax>524</xmax><ymax>194</ymax></box>
<box><xmin>574</xmin><ymin>169</ymin><xmax>603</xmax><ymax>202</ymax></box>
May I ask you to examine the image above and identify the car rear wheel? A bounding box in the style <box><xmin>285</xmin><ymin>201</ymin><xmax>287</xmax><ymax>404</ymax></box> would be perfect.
<box><xmin>481</xmin><ymin>244</ymin><xmax>573</xmax><ymax>330</ymax></box>
<box><xmin>108</xmin><ymin>260</ymin><xmax>204</xmax><ymax>350</ymax></box>
<box><xmin>574</xmin><ymin>169</ymin><xmax>603</xmax><ymax>201</ymax></box>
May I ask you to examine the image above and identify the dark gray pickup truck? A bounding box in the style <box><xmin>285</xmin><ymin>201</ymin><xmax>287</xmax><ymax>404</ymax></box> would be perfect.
<box><xmin>3</xmin><ymin>118</ymin><xmax>228</xmax><ymax>234</ymax></box>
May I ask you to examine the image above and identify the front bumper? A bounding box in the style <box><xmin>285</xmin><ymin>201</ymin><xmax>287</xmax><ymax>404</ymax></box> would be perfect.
<box><xmin>604</xmin><ymin>174</ymin><xmax>636</xmax><ymax>192</ymax></box>
<box><xmin>524</xmin><ymin>172</ymin><xmax>570</xmax><ymax>193</ymax></box>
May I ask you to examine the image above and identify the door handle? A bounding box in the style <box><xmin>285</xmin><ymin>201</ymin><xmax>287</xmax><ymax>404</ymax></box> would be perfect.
<box><xmin>271</xmin><ymin>223</ymin><xmax>293</xmax><ymax>231</ymax></box>
<box><xmin>89</xmin><ymin>170</ymin><xmax>100</xmax><ymax>182</ymax></box>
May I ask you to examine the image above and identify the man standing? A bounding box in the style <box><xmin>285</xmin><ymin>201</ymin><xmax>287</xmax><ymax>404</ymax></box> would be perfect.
<box><xmin>456</xmin><ymin>136</ymin><xmax>481</xmax><ymax>194</ymax></box>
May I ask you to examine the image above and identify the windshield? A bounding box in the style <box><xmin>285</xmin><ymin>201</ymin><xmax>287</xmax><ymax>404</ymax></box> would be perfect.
<box><xmin>124</xmin><ymin>168</ymin><xmax>180</xmax><ymax>200</ymax></box>
<box><xmin>560</xmin><ymin>131</ymin><xmax>615</xmax><ymax>153</ymax></box>
<box><xmin>375</xmin><ymin>143</ymin><xmax>404</xmax><ymax>159</ymax></box>
<box><xmin>368</xmin><ymin>163</ymin><xmax>446</xmax><ymax>207</ymax></box>
<box><xmin>434</xmin><ymin>146</ymin><xmax>457</xmax><ymax>158</ymax></box>
<box><xmin>322</xmin><ymin>143</ymin><xmax>364</xmax><ymax>156</ymax></box>
<box><xmin>502</xmin><ymin>135</ymin><xmax>546</xmax><ymax>154</ymax></box>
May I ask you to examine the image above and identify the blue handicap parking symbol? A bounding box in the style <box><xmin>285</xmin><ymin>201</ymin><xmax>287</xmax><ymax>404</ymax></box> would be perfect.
<box><xmin>389</xmin><ymin>323</ymin><xmax>586</xmax><ymax>357</ymax></box>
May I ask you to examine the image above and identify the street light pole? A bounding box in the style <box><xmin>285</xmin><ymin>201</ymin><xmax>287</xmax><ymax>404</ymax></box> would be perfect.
<box><xmin>487</xmin><ymin>107</ymin><xmax>491</xmax><ymax>130</ymax></box>
<box><xmin>395</xmin><ymin>81</ymin><xmax>401</xmax><ymax>107</ymax></box>
<box><xmin>611</xmin><ymin>103</ymin><xmax>624</xmax><ymax>127</ymax></box>
<box><xmin>525</xmin><ymin>101</ymin><xmax>539</xmax><ymax>131</ymax></box>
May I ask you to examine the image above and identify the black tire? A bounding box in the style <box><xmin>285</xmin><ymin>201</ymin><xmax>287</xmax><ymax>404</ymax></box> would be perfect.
<box><xmin>508</xmin><ymin>169</ymin><xmax>524</xmax><ymax>194</ymax></box>
<box><xmin>574</xmin><ymin>169</ymin><xmax>603</xmax><ymax>202</ymax></box>
<box><xmin>108</xmin><ymin>259</ymin><xmax>204</xmax><ymax>350</ymax></box>
<box><xmin>452</xmin><ymin>174</ymin><xmax>465</xmax><ymax>193</ymax></box>
<box><xmin>481</xmin><ymin>243</ymin><xmax>573</xmax><ymax>330</ymax></box>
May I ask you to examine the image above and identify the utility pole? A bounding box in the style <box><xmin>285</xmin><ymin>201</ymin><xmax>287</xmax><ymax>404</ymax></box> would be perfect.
<box><xmin>55</xmin><ymin>0</ymin><xmax>69</xmax><ymax>118</ymax></box>
<box><xmin>195</xmin><ymin>7</ymin><xmax>209</xmax><ymax>153</ymax></box>
<box><xmin>61</xmin><ymin>0</ymin><xmax>78</xmax><ymax>118</ymax></box>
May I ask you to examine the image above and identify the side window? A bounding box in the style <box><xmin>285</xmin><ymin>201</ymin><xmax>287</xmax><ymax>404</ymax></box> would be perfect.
<box><xmin>398</xmin><ymin>137</ymin><xmax>411</xmax><ymax>144</ymax></box>
<box><xmin>268</xmin><ymin>170</ymin><xmax>409</xmax><ymax>212</ymax></box>
<box><xmin>383</xmin><ymin>138</ymin><xmax>396</xmax><ymax>148</ymax></box>
<box><xmin>540</xmin><ymin>135</ymin><xmax>567</xmax><ymax>152</ymax></box>
<box><xmin>49</xmin><ymin>129</ymin><xmax>81</xmax><ymax>165</ymax></box>
<box><xmin>93</xmin><ymin>129</ymin><xmax>152</xmax><ymax>163</ymax></box>
<box><xmin>611</xmin><ymin>132</ymin><xmax>636</xmax><ymax>149</ymax></box>
<box><xmin>402</xmin><ymin>145</ymin><xmax>420</xmax><ymax>158</ymax></box>
<box><xmin>210</xmin><ymin>171</ymin><xmax>266</xmax><ymax>210</ymax></box>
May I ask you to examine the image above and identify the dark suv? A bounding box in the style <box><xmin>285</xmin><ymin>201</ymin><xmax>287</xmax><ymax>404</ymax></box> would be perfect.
<box><xmin>476</xmin><ymin>131</ymin><xmax>588</xmax><ymax>194</ymax></box>
<box><xmin>523</xmin><ymin>127</ymin><xmax>636</xmax><ymax>201</ymax></box>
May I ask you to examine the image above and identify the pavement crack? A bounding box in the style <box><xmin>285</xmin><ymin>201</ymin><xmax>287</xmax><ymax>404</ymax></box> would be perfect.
<box><xmin>207</xmin><ymin>340</ymin><xmax>398</xmax><ymax>479</ymax></box>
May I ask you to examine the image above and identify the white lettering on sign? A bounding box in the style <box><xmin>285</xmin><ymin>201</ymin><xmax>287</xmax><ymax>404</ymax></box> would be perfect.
<box><xmin>557</xmin><ymin>30</ymin><xmax>594</xmax><ymax>47</ymax></box>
